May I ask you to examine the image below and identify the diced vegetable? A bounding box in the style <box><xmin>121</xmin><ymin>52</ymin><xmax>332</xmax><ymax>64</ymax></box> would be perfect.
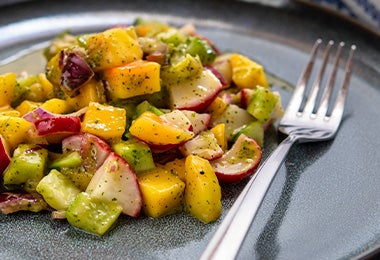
<box><xmin>184</xmin><ymin>155</ymin><xmax>221</xmax><ymax>223</ymax></box>
<box><xmin>246</xmin><ymin>85</ymin><xmax>279</xmax><ymax>123</ymax></box>
<box><xmin>138</xmin><ymin>167</ymin><xmax>185</xmax><ymax>218</ymax></box>
<box><xmin>103</xmin><ymin>60</ymin><xmax>161</xmax><ymax>100</ymax></box>
<box><xmin>209</xmin><ymin>123</ymin><xmax>227</xmax><ymax>151</ymax></box>
<box><xmin>211</xmin><ymin>134</ymin><xmax>262</xmax><ymax>183</ymax></box>
<box><xmin>129</xmin><ymin>111</ymin><xmax>194</xmax><ymax>147</ymax></box>
<box><xmin>0</xmin><ymin>73</ymin><xmax>17</xmax><ymax>107</ymax></box>
<box><xmin>3</xmin><ymin>144</ymin><xmax>48</xmax><ymax>191</ymax></box>
<box><xmin>0</xmin><ymin>134</ymin><xmax>11</xmax><ymax>174</ymax></box>
<box><xmin>66</xmin><ymin>79</ymin><xmax>106</xmax><ymax>110</ymax></box>
<box><xmin>0</xmin><ymin>116</ymin><xmax>31</xmax><ymax>151</ymax></box>
<box><xmin>230</xmin><ymin>53</ymin><xmax>268</xmax><ymax>88</ymax></box>
<box><xmin>112</xmin><ymin>140</ymin><xmax>155</xmax><ymax>173</ymax></box>
<box><xmin>81</xmin><ymin>102</ymin><xmax>126</xmax><ymax>143</ymax></box>
<box><xmin>86</xmin><ymin>27</ymin><xmax>143</xmax><ymax>71</ymax></box>
<box><xmin>66</xmin><ymin>192</ymin><xmax>123</xmax><ymax>236</ymax></box>
<box><xmin>0</xmin><ymin>106</ymin><xmax>20</xmax><ymax>117</ymax></box>
<box><xmin>159</xmin><ymin>158</ymin><xmax>187</xmax><ymax>182</ymax></box>
<box><xmin>59</xmin><ymin>50</ymin><xmax>94</xmax><ymax>96</ymax></box>
<box><xmin>179</xmin><ymin>131</ymin><xmax>224</xmax><ymax>160</ymax></box>
<box><xmin>134</xmin><ymin>100</ymin><xmax>164</xmax><ymax>118</ymax></box>
<box><xmin>161</xmin><ymin>54</ymin><xmax>203</xmax><ymax>86</ymax></box>
<box><xmin>15</xmin><ymin>100</ymin><xmax>42</xmax><ymax>116</ymax></box>
<box><xmin>86</xmin><ymin>152</ymin><xmax>142</xmax><ymax>217</ymax></box>
<box><xmin>185</xmin><ymin>36</ymin><xmax>216</xmax><ymax>65</ymax></box>
<box><xmin>61</xmin><ymin>133</ymin><xmax>111</xmax><ymax>190</ymax></box>
<box><xmin>0</xmin><ymin>192</ymin><xmax>48</xmax><ymax>214</ymax></box>
<box><xmin>49</xmin><ymin>151</ymin><xmax>82</xmax><ymax>170</ymax></box>
<box><xmin>233</xmin><ymin>121</ymin><xmax>264</xmax><ymax>147</ymax></box>
<box><xmin>168</xmin><ymin>68</ymin><xmax>222</xmax><ymax>112</ymax></box>
<box><xmin>210</xmin><ymin>103</ymin><xmax>255</xmax><ymax>141</ymax></box>
<box><xmin>33</xmin><ymin>115</ymin><xmax>82</xmax><ymax>143</ymax></box>
<box><xmin>36</xmin><ymin>169</ymin><xmax>81</xmax><ymax>211</ymax></box>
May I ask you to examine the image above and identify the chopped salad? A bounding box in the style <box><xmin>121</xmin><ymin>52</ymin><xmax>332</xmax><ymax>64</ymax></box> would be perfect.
<box><xmin>0</xmin><ymin>18</ymin><xmax>284</xmax><ymax>235</ymax></box>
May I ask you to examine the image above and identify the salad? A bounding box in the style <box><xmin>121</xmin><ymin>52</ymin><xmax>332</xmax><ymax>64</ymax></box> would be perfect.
<box><xmin>0</xmin><ymin>18</ymin><xmax>284</xmax><ymax>236</ymax></box>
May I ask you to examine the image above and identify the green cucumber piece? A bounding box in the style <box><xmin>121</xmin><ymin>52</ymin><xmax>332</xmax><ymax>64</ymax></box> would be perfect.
<box><xmin>49</xmin><ymin>151</ymin><xmax>82</xmax><ymax>170</ymax></box>
<box><xmin>135</xmin><ymin>100</ymin><xmax>164</xmax><ymax>118</ymax></box>
<box><xmin>185</xmin><ymin>36</ymin><xmax>216</xmax><ymax>65</ymax></box>
<box><xmin>233</xmin><ymin>121</ymin><xmax>264</xmax><ymax>147</ymax></box>
<box><xmin>246</xmin><ymin>86</ymin><xmax>279</xmax><ymax>123</ymax></box>
<box><xmin>66</xmin><ymin>192</ymin><xmax>123</xmax><ymax>236</ymax></box>
<box><xmin>161</xmin><ymin>54</ymin><xmax>203</xmax><ymax>87</ymax></box>
<box><xmin>3</xmin><ymin>144</ymin><xmax>48</xmax><ymax>191</ymax></box>
<box><xmin>36</xmin><ymin>169</ymin><xmax>81</xmax><ymax>211</ymax></box>
<box><xmin>112</xmin><ymin>141</ymin><xmax>155</xmax><ymax>173</ymax></box>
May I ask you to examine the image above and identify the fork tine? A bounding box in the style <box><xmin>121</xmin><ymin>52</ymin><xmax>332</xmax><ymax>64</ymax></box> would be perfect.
<box><xmin>302</xmin><ymin>40</ymin><xmax>334</xmax><ymax>115</ymax></box>
<box><xmin>285</xmin><ymin>39</ymin><xmax>322</xmax><ymax>114</ymax></box>
<box><xmin>316</xmin><ymin>41</ymin><xmax>344</xmax><ymax>117</ymax></box>
<box><xmin>328</xmin><ymin>44</ymin><xmax>356</xmax><ymax>121</ymax></box>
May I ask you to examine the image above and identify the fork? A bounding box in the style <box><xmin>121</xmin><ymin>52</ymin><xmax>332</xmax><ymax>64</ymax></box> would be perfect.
<box><xmin>200</xmin><ymin>39</ymin><xmax>356</xmax><ymax>260</ymax></box>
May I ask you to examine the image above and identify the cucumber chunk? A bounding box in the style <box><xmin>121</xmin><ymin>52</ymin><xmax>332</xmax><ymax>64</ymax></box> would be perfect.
<box><xmin>112</xmin><ymin>140</ymin><xmax>155</xmax><ymax>173</ymax></box>
<box><xmin>36</xmin><ymin>169</ymin><xmax>81</xmax><ymax>211</ymax></box>
<box><xmin>66</xmin><ymin>192</ymin><xmax>123</xmax><ymax>236</ymax></box>
<box><xmin>134</xmin><ymin>100</ymin><xmax>164</xmax><ymax>118</ymax></box>
<box><xmin>246</xmin><ymin>86</ymin><xmax>279</xmax><ymax>123</ymax></box>
<box><xmin>49</xmin><ymin>151</ymin><xmax>82</xmax><ymax>170</ymax></box>
<box><xmin>3</xmin><ymin>144</ymin><xmax>48</xmax><ymax>191</ymax></box>
<box><xmin>233</xmin><ymin>121</ymin><xmax>264</xmax><ymax>147</ymax></box>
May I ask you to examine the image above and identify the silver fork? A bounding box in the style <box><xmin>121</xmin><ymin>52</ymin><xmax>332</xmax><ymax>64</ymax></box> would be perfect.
<box><xmin>200</xmin><ymin>39</ymin><xmax>356</xmax><ymax>260</ymax></box>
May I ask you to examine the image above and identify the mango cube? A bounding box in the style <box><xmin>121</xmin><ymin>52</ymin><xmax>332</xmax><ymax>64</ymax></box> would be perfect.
<box><xmin>0</xmin><ymin>116</ymin><xmax>31</xmax><ymax>151</ymax></box>
<box><xmin>103</xmin><ymin>60</ymin><xmax>161</xmax><ymax>100</ymax></box>
<box><xmin>15</xmin><ymin>100</ymin><xmax>42</xmax><ymax>116</ymax></box>
<box><xmin>184</xmin><ymin>155</ymin><xmax>221</xmax><ymax>223</ymax></box>
<box><xmin>0</xmin><ymin>106</ymin><xmax>21</xmax><ymax>117</ymax></box>
<box><xmin>159</xmin><ymin>158</ymin><xmax>187</xmax><ymax>182</ymax></box>
<box><xmin>138</xmin><ymin>167</ymin><xmax>185</xmax><ymax>218</ymax></box>
<box><xmin>209</xmin><ymin>123</ymin><xmax>227</xmax><ymax>151</ymax></box>
<box><xmin>66</xmin><ymin>79</ymin><xmax>106</xmax><ymax>110</ymax></box>
<box><xmin>86</xmin><ymin>27</ymin><xmax>143</xmax><ymax>71</ymax></box>
<box><xmin>0</xmin><ymin>73</ymin><xmax>17</xmax><ymax>107</ymax></box>
<box><xmin>81</xmin><ymin>102</ymin><xmax>126</xmax><ymax>142</ymax></box>
<box><xmin>230</xmin><ymin>54</ymin><xmax>268</xmax><ymax>89</ymax></box>
<box><xmin>129</xmin><ymin>111</ymin><xmax>194</xmax><ymax>146</ymax></box>
<box><xmin>40</xmin><ymin>98</ymin><xmax>71</xmax><ymax>114</ymax></box>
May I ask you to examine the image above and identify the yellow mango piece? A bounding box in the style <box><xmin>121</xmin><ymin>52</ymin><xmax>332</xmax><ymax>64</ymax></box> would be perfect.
<box><xmin>0</xmin><ymin>106</ymin><xmax>21</xmax><ymax>117</ymax></box>
<box><xmin>0</xmin><ymin>116</ymin><xmax>31</xmax><ymax>151</ymax></box>
<box><xmin>0</xmin><ymin>73</ymin><xmax>17</xmax><ymax>107</ymax></box>
<box><xmin>103</xmin><ymin>60</ymin><xmax>161</xmax><ymax>100</ymax></box>
<box><xmin>45</xmin><ymin>52</ymin><xmax>61</xmax><ymax>87</ymax></box>
<box><xmin>159</xmin><ymin>158</ymin><xmax>187</xmax><ymax>182</ymax></box>
<box><xmin>230</xmin><ymin>54</ymin><xmax>268</xmax><ymax>89</ymax></box>
<box><xmin>66</xmin><ymin>79</ymin><xmax>106</xmax><ymax>110</ymax></box>
<box><xmin>86</xmin><ymin>27</ymin><xmax>143</xmax><ymax>71</ymax></box>
<box><xmin>38</xmin><ymin>73</ymin><xmax>55</xmax><ymax>99</ymax></box>
<box><xmin>209</xmin><ymin>123</ymin><xmax>227</xmax><ymax>151</ymax></box>
<box><xmin>40</xmin><ymin>98</ymin><xmax>71</xmax><ymax>114</ymax></box>
<box><xmin>15</xmin><ymin>100</ymin><xmax>42</xmax><ymax>116</ymax></box>
<box><xmin>81</xmin><ymin>102</ymin><xmax>126</xmax><ymax>143</ymax></box>
<box><xmin>184</xmin><ymin>155</ymin><xmax>222</xmax><ymax>223</ymax></box>
<box><xmin>138</xmin><ymin>167</ymin><xmax>185</xmax><ymax>218</ymax></box>
<box><xmin>205</xmin><ymin>96</ymin><xmax>228</xmax><ymax>120</ymax></box>
<box><xmin>129</xmin><ymin>111</ymin><xmax>194</xmax><ymax>146</ymax></box>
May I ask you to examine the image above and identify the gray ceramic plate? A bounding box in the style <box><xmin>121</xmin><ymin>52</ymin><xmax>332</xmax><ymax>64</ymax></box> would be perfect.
<box><xmin>0</xmin><ymin>0</ymin><xmax>379</xmax><ymax>259</ymax></box>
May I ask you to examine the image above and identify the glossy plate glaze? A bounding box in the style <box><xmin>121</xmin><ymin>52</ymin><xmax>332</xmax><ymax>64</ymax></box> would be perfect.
<box><xmin>0</xmin><ymin>0</ymin><xmax>379</xmax><ymax>259</ymax></box>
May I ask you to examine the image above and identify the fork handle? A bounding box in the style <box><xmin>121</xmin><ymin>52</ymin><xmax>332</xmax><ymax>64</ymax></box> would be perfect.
<box><xmin>200</xmin><ymin>135</ymin><xmax>297</xmax><ymax>260</ymax></box>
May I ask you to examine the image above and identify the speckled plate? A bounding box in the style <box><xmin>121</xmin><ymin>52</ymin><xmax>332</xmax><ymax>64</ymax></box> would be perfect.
<box><xmin>0</xmin><ymin>0</ymin><xmax>379</xmax><ymax>259</ymax></box>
